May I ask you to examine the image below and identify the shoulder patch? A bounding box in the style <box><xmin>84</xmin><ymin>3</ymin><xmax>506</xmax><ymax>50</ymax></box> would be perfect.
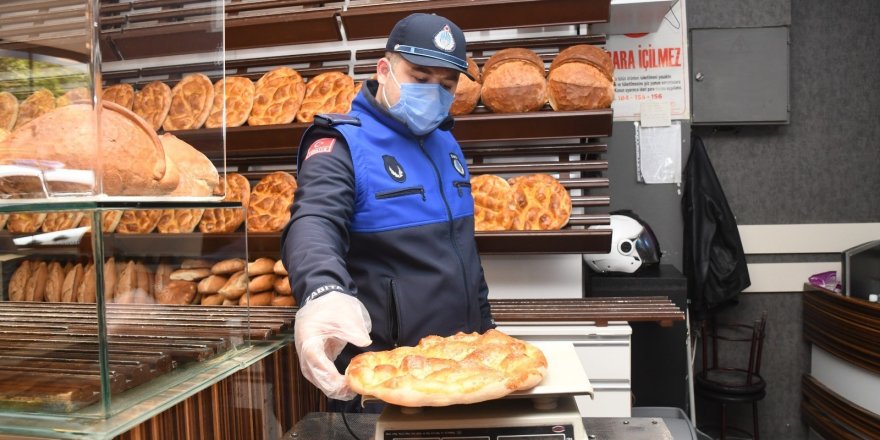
<box><xmin>304</xmin><ymin>138</ymin><xmax>336</xmax><ymax>161</ymax></box>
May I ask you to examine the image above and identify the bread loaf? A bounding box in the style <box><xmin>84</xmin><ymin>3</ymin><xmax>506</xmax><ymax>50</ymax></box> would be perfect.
<box><xmin>44</xmin><ymin>262</ymin><xmax>65</xmax><ymax>302</ymax></box>
<box><xmin>136</xmin><ymin>262</ymin><xmax>152</xmax><ymax>298</ymax></box>
<box><xmin>14</xmin><ymin>89</ymin><xmax>55</xmax><ymax>129</ymax></box>
<box><xmin>181</xmin><ymin>259</ymin><xmax>214</xmax><ymax>269</ymax></box>
<box><xmin>212</xmin><ymin>258</ymin><xmax>246</xmax><ymax>275</ymax></box>
<box><xmin>249</xmin><ymin>273</ymin><xmax>276</xmax><ymax>293</ymax></box>
<box><xmin>247</xmin><ymin>171</ymin><xmax>296</xmax><ymax>233</ymax></box>
<box><xmin>450</xmin><ymin>57</ymin><xmax>482</xmax><ymax>116</ymax></box>
<box><xmin>509</xmin><ymin>174</ymin><xmax>572</xmax><ymax>230</ymax></box>
<box><xmin>155</xmin><ymin>280</ymin><xmax>197</xmax><ymax>305</ymax></box>
<box><xmin>199</xmin><ymin>173</ymin><xmax>250</xmax><ymax>233</ymax></box>
<box><xmin>8</xmin><ymin>260</ymin><xmax>31</xmax><ymax>301</ymax></box>
<box><xmin>171</xmin><ymin>268</ymin><xmax>212</xmax><ymax>281</ymax></box>
<box><xmin>198</xmin><ymin>275</ymin><xmax>227</xmax><ymax>295</ymax></box>
<box><xmin>0</xmin><ymin>213</ymin><xmax>7</xmax><ymax>230</ymax></box>
<box><xmin>41</xmin><ymin>211</ymin><xmax>84</xmax><ymax>233</ymax></box>
<box><xmin>7</xmin><ymin>213</ymin><xmax>47</xmax><ymax>234</ymax></box>
<box><xmin>201</xmin><ymin>294</ymin><xmax>225</xmax><ymax>306</ymax></box>
<box><xmin>272</xmin><ymin>295</ymin><xmax>296</xmax><ymax>307</ymax></box>
<box><xmin>116</xmin><ymin>209</ymin><xmax>162</xmax><ymax>234</ymax></box>
<box><xmin>157</xmin><ymin>209</ymin><xmax>205</xmax><ymax>233</ymax></box>
<box><xmin>274</xmin><ymin>259</ymin><xmax>288</xmax><ymax>276</ymax></box>
<box><xmin>132</xmin><ymin>81</ymin><xmax>172</xmax><ymax>131</ymax></box>
<box><xmin>163</xmin><ymin>74</ymin><xmax>214</xmax><ymax>131</ymax></box>
<box><xmin>115</xmin><ymin>260</ymin><xmax>137</xmax><ymax>302</ymax></box>
<box><xmin>153</xmin><ymin>263</ymin><xmax>173</xmax><ymax>296</ymax></box>
<box><xmin>103</xmin><ymin>258</ymin><xmax>117</xmax><ymax>302</ymax></box>
<box><xmin>548</xmin><ymin>45</ymin><xmax>614</xmax><ymax>110</ymax></box>
<box><xmin>470</xmin><ymin>174</ymin><xmax>516</xmax><ymax>231</ymax></box>
<box><xmin>159</xmin><ymin>133</ymin><xmax>219</xmax><ymax>197</ymax></box>
<box><xmin>0</xmin><ymin>91</ymin><xmax>19</xmax><ymax>131</ymax></box>
<box><xmin>481</xmin><ymin>48</ymin><xmax>548</xmax><ymax>113</ymax></box>
<box><xmin>241</xmin><ymin>291</ymin><xmax>273</xmax><ymax>307</ymax></box>
<box><xmin>218</xmin><ymin>271</ymin><xmax>248</xmax><ymax>300</ymax></box>
<box><xmin>56</xmin><ymin>87</ymin><xmax>90</xmax><ymax>107</ymax></box>
<box><xmin>274</xmin><ymin>276</ymin><xmax>291</xmax><ymax>296</ymax></box>
<box><xmin>24</xmin><ymin>261</ymin><xmax>48</xmax><ymax>302</ymax></box>
<box><xmin>206</xmin><ymin>76</ymin><xmax>255</xmax><ymax>129</ymax></box>
<box><xmin>103</xmin><ymin>83</ymin><xmax>135</xmax><ymax>110</ymax></box>
<box><xmin>295</xmin><ymin>72</ymin><xmax>354</xmax><ymax>123</ymax></box>
<box><xmin>78</xmin><ymin>263</ymin><xmax>96</xmax><ymax>303</ymax></box>
<box><xmin>247</xmin><ymin>258</ymin><xmax>275</xmax><ymax>276</ymax></box>
<box><xmin>249</xmin><ymin>67</ymin><xmax>307</xmax><ymax>126</ymax></box>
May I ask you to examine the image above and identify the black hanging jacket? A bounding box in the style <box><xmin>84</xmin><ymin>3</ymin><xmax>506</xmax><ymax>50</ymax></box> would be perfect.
<box><xmin>682</xmin><ymin>136</ymin><xmax>751</xmax><ymax>319</ymax></box>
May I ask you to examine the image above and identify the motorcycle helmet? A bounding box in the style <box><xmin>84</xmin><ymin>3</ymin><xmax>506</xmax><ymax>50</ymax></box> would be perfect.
<box><xmin>584</xmin><ymin>210</ymin><xmax>661</xmax><ymax>274</ymax></box>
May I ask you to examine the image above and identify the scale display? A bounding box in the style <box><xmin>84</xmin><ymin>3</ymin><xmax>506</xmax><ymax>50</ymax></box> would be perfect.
<box><xmin>384</xmin><ymin>423</ymin><xmax>574</xmax><ymax>439</ymax></box>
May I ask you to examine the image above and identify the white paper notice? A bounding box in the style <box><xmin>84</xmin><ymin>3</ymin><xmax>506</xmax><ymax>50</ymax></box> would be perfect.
<box><xmin>640</xmin><ymin>101</ymin><xmax>672</xmax><ymax>127</ymax></box>
<box><xmin>636</xmin><ymin>122</ymin><xmax>681</xmax><ymax>184</ymax></box>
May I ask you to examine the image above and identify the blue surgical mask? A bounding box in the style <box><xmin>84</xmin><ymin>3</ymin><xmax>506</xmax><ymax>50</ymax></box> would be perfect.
<box><xmin>382</xmin><ymin>65</ymin><xmax>454</xmax><ymax>136</ymax></box>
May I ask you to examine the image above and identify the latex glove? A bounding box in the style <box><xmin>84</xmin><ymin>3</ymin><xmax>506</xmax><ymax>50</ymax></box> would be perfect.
<box><xmin>294</xmin><ymin>292</ymin><xmax>372</xmax><ymax>400</ymax></box>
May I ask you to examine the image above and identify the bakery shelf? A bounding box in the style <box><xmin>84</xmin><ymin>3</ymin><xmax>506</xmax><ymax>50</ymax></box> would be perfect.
<box><xmin>0</xmin><ymin>200</ymin><xmax>240</xmax><ymax>214</ymax></box>
<box><xmin>172</xmin><ymin>109</ymin><xmax>614</xmax><ymax>160</ymax></box>
<box><xmin>490</xmin><ymin>297</ymin><xmax>686</xmax><ymax>327</ymax></box>
<box><xmin>341</xmin><ymin>0</ymin><xmax>611</xmax><ymax>40</ymax></box>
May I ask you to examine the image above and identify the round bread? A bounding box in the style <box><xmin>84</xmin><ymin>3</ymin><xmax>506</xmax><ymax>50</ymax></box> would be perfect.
<box><xmin>198</xmin><ymin>275</ymin><xmax>227</xmax><ymax>295</ymax></box>
<box><xmin>155</xmin><ymin>280</ymin><xmax>197</xmax><ymax>305</ymax></box>
<box><xmin>170</xmin><ymin>268</ymin><xmax>212</xmax><ymax>281</ymax></box>
<box><xmin>481</xmin><ymin>48</ymin><xmax>547</xmax><ymax>113</ymax></box>
<box><xmin>56</xmin><ymin>87</ymin><xmax>90</xmax><ymax>107</ymax></box>
<box><xmin>470</xmin><ymin>174</ymin><xmax>516</xmax><ymax>231</ymax></box>
<box><xmin>274</xmin><ymin>259</ymin><xmax>288</xmax><ymax>276</ymax></box>
<box><xmin>163</xmin><ymin>73</ymin><xmax>214</xmax><ymax>131</ymax></box>
<box><xmin>41</xmin><ymin>211</ymin><xmax>84</xmax><ymax>233</ymax></box>
<box><xmin>205</xmin><ymin>76</ymin><xmax>255</xmax><ymax>129</ymax></box>
<box><xmin>14</xmin><ymin>89</ymin><xmax>56</xmax><ymax>129</ymax></box>
<box><xmin>116</xmin><ymin>209</ymin><xmax>162</xmax><ymax>234</ymax></box>
<box><xmin>248</xmin><ymin>273</ymin><xmax>276</xmax><ymax>293</ymax></box>
<box><xmin>274</xmin><ymin>276</ymin><xmax>291</xmax><ymax>296</ymax></box>
<box><xmin>132</xmin><ymin>80</ymin><xmax>172</xmax><ymax>131</ymax></box>
<box><xmin>199</xmin><ymin>173</ymin><xmax>250</xmax><ymax>233</ymax></box>
<box><xmin>80</xmin><ymin>210</ymin><xmax>123</xmax><ymax>233</ymax></box>
<box><xmin>450</xmin><ymin>57</ymin><xmax>482</xmax><ymax>116</ymax></box>
<box><xmin>8</xmin><ymin>260</ymin><xmax>31</xmax><ymax>301</ymax></box>
<box><xmin>44</xmin><ymin>262</ymin><xmax>65</xmax><ymax>303</ymax></box>
<box><xmin>295</xmin><ymin>72</ymin><xmax>354</xmax><ymax>123</ymax></box>
<box><xmin>156</xmin><ymin>208</ymin><xmax>205</xmax><ymax>233</ymax></box>
<box><xmin>0</xmin><ymin>91</ymin><xmax>19</xmax><ymax>131</ymax></box>
<box><xmin>247</xmin><ymin>171</ymin><xmax>297</xmax><ymax>233</ymax></box>
<box><xmin>248</xmin><ymin>67</ymin><xmax>307</xmax><ymax>126</ymax></box>
<box><xmin>346</xmin><ymin>329</ymin><xmax>547</xmax><ymax>407</ymax></box>
<box><xmin>7</xmin><ymin>213</ymin><xmax>47</xmax><ymax>234</ymax></box>
<box><xmin>212</xmin><ymin>258</ymin><xmax>246</xmax><ymax>275</ymax></box>
<box><xmin>218</xmin><ymin>270</ymin><xmax>248</xmax><ymax>300</ymax></box>
<box><xmin>509</xmin><ymin>174</ymin><xmax>572</xmax><ymax>230</ymax></box>
<box><xmin>240</xmin><ymin>291</ymin><xmax>273</xmax><ymax>307</ymax></box>
<box><xmin>247</xmin><ymin>257</ymin><xmax>275</xmax><ymax>276</ymax></box>
<box><xmin>103</xmin><ymin>83</ymin><xmax>135</xmax><ymax>109</ymax></box>
<box><xmin>271</xmin><ymin>295</ymin><xmax>296</xmax><ymax>307</ymax></box>
<box><xmin>548</xmin><ymin>45</ymin><xmax>614</xmax><ymax>111</ymax></box>
<box><xmin>61</xmin><ymin>263</ymin><xmax>84</xmax><ymax>303</ymax></box>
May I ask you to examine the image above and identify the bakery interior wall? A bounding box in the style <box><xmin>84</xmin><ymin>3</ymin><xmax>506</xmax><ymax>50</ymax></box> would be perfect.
<box><xmin>686</xmin><ymin>0</ymin><xmax>880</xmax><ymax>439</ymax></box>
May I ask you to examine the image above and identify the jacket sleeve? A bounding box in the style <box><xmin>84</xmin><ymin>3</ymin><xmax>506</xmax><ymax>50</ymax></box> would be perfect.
<box><xmin>280</xmin><ymin>129</ymin><xmax>357</xmax><ymax>306</ymax></box>
<box><xmin>477</xmin><ymin>265</ymin><xmax>496</xmax><ymax>331</ymax></box>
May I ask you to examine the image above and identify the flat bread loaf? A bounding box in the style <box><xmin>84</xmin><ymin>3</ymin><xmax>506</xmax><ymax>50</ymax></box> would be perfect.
<box><xmin>450</xmin><ymin>57</ymin><xmax>482</xmax><ymax>116</ymax></box>
<box><xmin>199</xmin><ymin>173</ymin><xmax>250</xmax><ymax>233</ymax></box>
<box><xmin>0</xmin><ymin>91</ymin><xmax>18</xmax><ymax>131</ymax></box>
<box><xmin>56</xmin><ymin>87</ymin><xmax>90</xmax><ymax>107</ymax></box>
<box><xmin>7</xmin><ymin>213</ymin><xmax>47</xmax><ymax>234</ymax></box>
<box><xmin>206</xmin><ymin>77</ymin><xmax>255</xmax><ymax>129</ymax></box>
<box><xmin>156</xmin><ymin>209</ymin><xmax>204</xmax><ymax>233</ymax></box>
<box><xmin>163</xmin><ymin>74</ymin><xmax>214</xmax><ymax>131</ymax></box>
<box><xmin>14</xmin><ymin>89</ymin><xmax>55</xmax><ymax>129</ymax></box>
<box><xmin>470</xmin><ymin>174</ymin><xmax>516</xmax><ymax>231</ymax></box>
<box><xmin>79</xmin><ymin>210</ymin><xmax>123</xmax><ymax>233</ymax></box>
<box><xmin>548</xmin><ymin>45</ymin><xmax>614</xmax><ymax>111</ymax></box>
<box><xmin>116</xmin><ymin>209</ymin><xmax>162</xmax><ymax>234</ymax></box>
<box><xmin>248</xmin><ymin>67</ymin><xmax>306</xmax><ymax>126</ymax></box>
<box><xmin>295</xmin><ymin>72</ymin><xmax>354</xmax><ymax>123</ymax></box>
<box><xmin>481</xmin><ymin>48</ymin><xmax>548</xmax><ymax>113</ymax></box>
<box><xmin>41</xmin><ymin>211</ymin><xmax>84</xmax><ymax>233</ymax></box>
<box><xmin>132</xmin><ymin>80</ymin><xmax>172</xmax><ymax>131</ymax></box>
<box><xmin>247</xmin><ymin>171</ymin><xmax>297</xmax><ymax>233</ymax></box>
<box><xmin>509</xmin><ymin>174</ymin><xmax>571</xmax><ymax>230</ymax></box>
<box><xmin>103</xmin><ymin>83</ymin><xmax>135</xmax><ymax>110</ymax></box>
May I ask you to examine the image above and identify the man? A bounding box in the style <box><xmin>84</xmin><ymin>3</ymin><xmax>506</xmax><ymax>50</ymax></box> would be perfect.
<box><xmin>281</xmin><ymin>13</ymin><xmax>495</xmax><ymax>412</ymax></box>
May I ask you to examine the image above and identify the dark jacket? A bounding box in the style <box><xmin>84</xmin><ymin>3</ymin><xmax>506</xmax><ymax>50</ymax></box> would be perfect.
<box><xmin>281</xmin><ymin>80</ymin><xmax>494</xmax><ymax>373</ymax></box>
<box><xmin>682</xmin><ymin>136</ymin><xmax>751</xmax><ymax>319</ymax></box>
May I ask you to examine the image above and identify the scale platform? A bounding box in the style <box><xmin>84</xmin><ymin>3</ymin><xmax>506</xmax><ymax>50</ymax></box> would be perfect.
<box><xmin>368</xmin><ymin>341</ymin><xmax>594</xmax><ymax>440</ymax></box>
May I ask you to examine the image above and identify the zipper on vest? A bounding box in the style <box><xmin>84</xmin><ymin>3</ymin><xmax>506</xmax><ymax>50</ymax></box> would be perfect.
<box><xmin>375</xmin><ymin>186</ymin><xmax>426</xmax><ymax>201</ymax></box>
<box><xmin>453</xmin><ymin>180</ymin><xmax>471</xmax><ymax>197</ymax></box>
<box><xmin>417</xmin><ymin>139</ymin><xmax>471</xmax><ymax>323</ymax></box>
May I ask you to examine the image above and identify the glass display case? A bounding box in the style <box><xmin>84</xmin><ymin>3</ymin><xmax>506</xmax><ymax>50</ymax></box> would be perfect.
<box><xmin>0</xmin><ymin>0</ymin><xmax>226</xmax><ymax>202</ymax></box>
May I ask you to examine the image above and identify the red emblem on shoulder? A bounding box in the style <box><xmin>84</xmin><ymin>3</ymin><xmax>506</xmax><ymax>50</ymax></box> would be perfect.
<box><xmin>304</xmin><ymin>138</ymin><xmax>336</xmax><ymax>161</ymax></box>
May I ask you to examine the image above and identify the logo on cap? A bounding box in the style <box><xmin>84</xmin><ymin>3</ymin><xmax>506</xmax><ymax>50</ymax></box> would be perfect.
<box><xmin>433</xmin><ymin>25</ymin><xmax>456</xmax><ymax>52</ymax></box>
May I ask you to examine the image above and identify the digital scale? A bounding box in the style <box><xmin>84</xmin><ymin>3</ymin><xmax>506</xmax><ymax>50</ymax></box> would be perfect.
<box><xmin>367</xmin><ymin>341</ymin><xmax>594</xmax><ymax>440</ymax></box>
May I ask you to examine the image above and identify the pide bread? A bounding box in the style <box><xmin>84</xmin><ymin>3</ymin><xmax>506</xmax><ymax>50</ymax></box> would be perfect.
<box><xmin>0</xmin><ymin>91</ymin><xmax>19</xmax><ymax>130</ymax></box>
<box><xmin>199</xmin><ymin>173</ymin><xmax>250</xmax><ymax>233</ymax></box>
<box><xmin>103</xmin><ymin>83</ymin><xmax>135</xmax><ymax>110</ymax></box>
<box><xmin>56</xmin><ymin>87</ymin><xmax>90</xmax><ymax>107</ymax></box>
<box><xmin>116</xmin><ymin>209</ymin><xmax>162</xmax><ymax>234</ymax></box>
<box><xmin>156</xmin><ymin>208</ymin><xmax>205</xmax><ymax>233</ymax></box>
<box><xmin>509</xmin><ymin>174</ymin><xmax>571</xmax><ymax>230</ymax></box>
<box><xmin>247</xmin><ymin>171</ymin><xmax>296</xmax><ymax>233</ymax></box>
<box><xmin>295</xmin><ymin>72</ymin><xmax>354</xmax><ymax>123</ymax></box>
<box><xmin>80</xmin><ymin>210</ymin><xmax>123</xmax><ymax>233</ymax></box>
<box><xmin>14</xmin><ymin>89</ymin><xmax>55</xmax><ymax>129</ymax></box>
<box><xmin>163</xmin><ymin>73</ymin><xmax>214</xmax><ymax>131</ymax></box>
<box><xmin>206</xmin><ymin>76</ymin><xmax>255</xmax><ymax>129</ymax></box>
<box><xmin>45</xmin><ymin>262</ymin><xmax>65</xmax><ymax>302</ymax></box>
<box><xmin>8</xmin><ymin>260</ymin><xmax>31</xmax><ymax>301</ymax></box>
<box><xmin>249</xmin><ymin>67</ymin><xmax>307</xmax><ymax>126</ymax></box>
<box><xmin>132</xmin><ymin>81</ymin><xmax>172</xmax><ymax>131</ymax></box>
<box><xmin>548</xmin><ymin>44</ymin><xmax>614</xmax><ymax>111</ymax></box>
<box><xmin>212</xmin><ymin>258</ymin><xmax>246</xmax><ymax>275</ymax></box>
<box><xmin>481</xmin><ymin>48</ymin><xmax>548</xmax><ymax>113</ymax></box>
<box><xmin>346</xmin><ymin>329</ymin><xmax>547</xmax><ymax>407</ymax></box>
<box><xmin>41</xmin><ymin>211</ymin><xmax>84</xmax><ymax>233</ymax></box>
<box><xmin>7</xmin><ymin>213</ymin><xmax>47</xmax><ymax>234</ymax></box>
<box><xmin>159</xmin><ymin>133</ymin><xmax>220</xmax><ymax>197</ymax></box>
<box><xmin>470</xmin><ymin>174</ymin><xmax>516</xmax><ymax>231</ymax></box>
<box><xmin>450</xmin><ymin>57</ymin><xmax>482</xmax><ymax>116</ymax></box>
<box><xmin>247</xmin><ymin>258</ymin><xmax>275</xmax><ymax>276</ymax></box>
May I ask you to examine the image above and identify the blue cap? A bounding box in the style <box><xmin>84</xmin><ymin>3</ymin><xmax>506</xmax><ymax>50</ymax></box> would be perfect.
<box><xmin>385</xmin><ymin>13</ymin><xmax>474</xmax><ymax>80</ymax></box>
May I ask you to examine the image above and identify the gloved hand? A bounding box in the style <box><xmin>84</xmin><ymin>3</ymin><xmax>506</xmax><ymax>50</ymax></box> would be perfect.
<box><xmin>294</xmin><ymin>292</ymin><xmax>372</xmax><ymax>401</ymax></box>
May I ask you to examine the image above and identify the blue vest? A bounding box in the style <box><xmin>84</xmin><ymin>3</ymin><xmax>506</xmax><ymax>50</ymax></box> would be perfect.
<box><xmin>334</xmin><ymin>94</ymin><xmax>473</xmax><ymax>233</ymax></box>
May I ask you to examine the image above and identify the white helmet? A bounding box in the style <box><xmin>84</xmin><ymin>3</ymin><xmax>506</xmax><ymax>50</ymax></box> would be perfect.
<box><xmin>585</xmin><ymin>211</ymin><xmax>661</xmax><ymax>274</ymax></box>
